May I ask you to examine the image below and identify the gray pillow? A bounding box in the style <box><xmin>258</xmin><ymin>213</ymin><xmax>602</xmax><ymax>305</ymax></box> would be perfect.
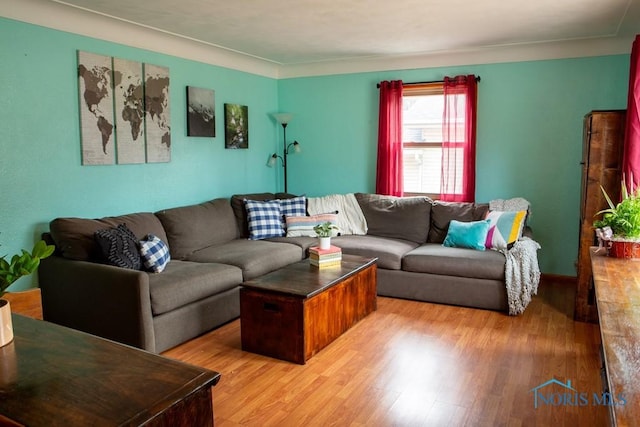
<box><xmin>156</xmin><ymin>198</ymin><xmax>238</xmax><ymax>259</ymax></box>
<box><xmin>355</xmin><ymin>193</ymin><xmax>431</xmax><ymax>244</ymax></box>
<box><xmin>428</xmin><ymin>201</ymin><xmax>489</xmax><ymax>243</ymax></box>
<box><xmin>50</xmin><ymin>212</ymin><xmax>167</xmax><ymax>261</ymax></box>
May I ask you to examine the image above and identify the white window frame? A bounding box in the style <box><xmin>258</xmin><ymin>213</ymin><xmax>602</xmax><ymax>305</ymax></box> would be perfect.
<box><xmin>402</xmin><ymin>83</ymin><xmax>444</xmax><ymax>199</ymax></box>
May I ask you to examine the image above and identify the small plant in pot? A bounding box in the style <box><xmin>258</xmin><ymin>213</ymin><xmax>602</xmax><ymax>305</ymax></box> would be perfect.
<box><xmin>594</xmin><ymin>179</ymin><xmax>640</xmax><ymax>258</ymax></box>
<box><xmin>0</xmin><ymin>239</ymin><xmax>55</xmax><ymax>346</ymax></box>
<box><xmin>313</xmin><ymin>222</ymin><xmax>338</xmax><ymax>250</ymax></box>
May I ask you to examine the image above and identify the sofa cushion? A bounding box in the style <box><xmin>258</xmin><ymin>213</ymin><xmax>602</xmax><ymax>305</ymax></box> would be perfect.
<box><xmin>427</xmin><ymin>201</ymin><xmax>489</xmax><ymax>244</ymax></box>
<box><xmin>266</xmin><ymin>236</ymin><xmax>318</xmax><ymax>253</ymax></box>
<box><xmin>230</xmin><ymin>193</ymin><xmax>276</xmax><ymax>238</ymax></box>
<box><xmin>139</xmin><ymin>234</ymin><xmax>171</xmax><ymax>273</ymax></box>
<box><xmin>331</xmin><ymin>235</ymin><xmax>419</xmax><ymax>270</ymax></box>
<box><xmin>50</xmin><ymin>213</ymin><xmax>168</xmax><ymax>261</ymax></box>
<box><xmin>443</xmin><ymin>219</ymin><xmax>491</xmax><ymax>251</ymax></box>
<box><xmin>285</xmin><ymin>213</ymin><xmax>338</xmax><ymax>237</ymax></box>
<box><xmin>279</xmin><ymin>195</ymin><xmax>307</xmax><ymax>228</ymax></box>
<box><xmin>245</xmin><ymin>199</ymin><xmax>285</xmax><ymax>240</ymax></box>
<box><xmin>185</xmin><ymin>239</ymin><xmax>303</xmax><ymax>280</ymax></box>
<box><xmin>94</xmin><ymin>223</ymin><xmax>142</xmax><ymax>270</ymax></box>
<box><xmin>148</xmin><ymin>260</ymin><xmax>242</xmax><ymax>316</ymax></box>
<box><xmin>355</xmin><ymin>193</ymin><xmax>431</xmax><ymax>244</ymax></box>
<box><xmin>155</xmin><ymin>198</ymin><xmax>238</xmax><ymax>260</ymax></box>
<box><xmin>485</xmin><ymin>210</ymin><xmax>527</xmax><ymax>250</ymax></box>
<box><xmin>402</xmin><ymin>243</ymin><xmax>505</xmax><ymax>280</ymax></box>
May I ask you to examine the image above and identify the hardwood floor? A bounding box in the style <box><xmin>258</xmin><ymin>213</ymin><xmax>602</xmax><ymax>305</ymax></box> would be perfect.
<box><xmin>163</xmin><ymin>279</ymin><xmax>608</xmax><ymax>426</ymax></box>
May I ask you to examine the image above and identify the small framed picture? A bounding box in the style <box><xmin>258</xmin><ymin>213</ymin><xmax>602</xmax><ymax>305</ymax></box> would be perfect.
<box><xmin>186</xmin><ymin>86</ymin><xmax>215</xmax><ymax>137</ymax></box>
<box><xmin>224</xmin><ymin>103</ymin><xmax>248</xmax><ymax>149</ymax></box>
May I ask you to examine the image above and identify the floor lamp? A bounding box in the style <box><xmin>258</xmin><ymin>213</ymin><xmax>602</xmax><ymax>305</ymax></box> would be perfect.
<box><xmin>267</xmin><ymin>113</ymin><xmax>301</xmax><ymax>193</ymax></box>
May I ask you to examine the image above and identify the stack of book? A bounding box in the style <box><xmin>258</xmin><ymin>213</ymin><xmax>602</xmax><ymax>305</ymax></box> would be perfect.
<box><xmin>309</xmin><ymin>245</ymin><xmax>342</xmax><ymax>268</ymax></box>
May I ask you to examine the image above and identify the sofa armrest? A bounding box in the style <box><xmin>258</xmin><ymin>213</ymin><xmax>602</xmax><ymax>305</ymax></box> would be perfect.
<box><xmin>38</xmin><ymin>256</ymin><xmax>156</xmax><ymax>352</ymax></box>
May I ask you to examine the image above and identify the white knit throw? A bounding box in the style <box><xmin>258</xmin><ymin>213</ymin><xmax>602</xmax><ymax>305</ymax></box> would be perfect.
<box><xmin>502</xmin><ymin>237</ymin><xmax>541</xmax><ymax>315</ymax></box>
<box><xmin>307</xmin><ymin>193</ymin><xmax>368</xmax><ymax>235</ymax></box>
<box><xmin>489</xmin><ymin>197</ymin><xmax>531</xmax><ymax>213</ymax></box>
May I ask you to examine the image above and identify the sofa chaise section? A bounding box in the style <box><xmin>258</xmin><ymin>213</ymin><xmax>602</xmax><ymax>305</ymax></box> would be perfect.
<box><xmin>40</xmin><ymin>210</ymin><xmax>246</xmax><ymax>353</ymax></box>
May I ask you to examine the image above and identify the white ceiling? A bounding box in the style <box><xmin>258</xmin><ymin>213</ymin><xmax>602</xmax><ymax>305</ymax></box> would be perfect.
<box><xmin>50</xmin><ymin>0</ymin><xmax>638</xmax><ymax>65</ymax></box>
<box><xmin>3</xmin><ymin>0</ymin><xmax>638</xmax><ymax>77</ymax></box>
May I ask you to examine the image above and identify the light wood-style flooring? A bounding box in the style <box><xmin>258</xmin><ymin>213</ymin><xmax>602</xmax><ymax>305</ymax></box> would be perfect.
<box><xmin>163</xmin><ymin>279</ymin><xmax>608</xmax><ymax>426</ymax></box>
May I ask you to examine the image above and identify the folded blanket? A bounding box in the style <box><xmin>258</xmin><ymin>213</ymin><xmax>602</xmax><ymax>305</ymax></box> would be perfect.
<box><xmin>490</xmin><ymin>197</ymin><xmax>530</xmax><ymax>213</ymax></box>
<box><xmin>307</xmin><ymin>193</ymin><xmax>368</xmax><ymax>235</ymax></box>
<box><xmin>502</xmin><ymin>237</ymin><xmax>541</xmax><ymax>315</ymax></box>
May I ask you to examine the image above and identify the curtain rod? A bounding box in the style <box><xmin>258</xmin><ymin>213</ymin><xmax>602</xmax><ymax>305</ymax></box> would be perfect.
<box><xmin>376</xmin><ymin>76</ymin><xmax>481</xmax><ymax>88</ymax></box>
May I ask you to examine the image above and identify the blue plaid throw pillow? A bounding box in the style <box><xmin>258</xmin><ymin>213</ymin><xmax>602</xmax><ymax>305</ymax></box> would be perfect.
<box><xmin>278</xmin><ymin>196</ymin><xmax>306</xmax><ymax>229</ymax></box>
<box><xmin>245</xmin><ymin>199</ymin><xmax>284</xmax><ymax>240</ymax></box>
<box><xmin>139</xmin><ymin>234</ymin><xmax>171</xmax><ymax>273</ymax></box>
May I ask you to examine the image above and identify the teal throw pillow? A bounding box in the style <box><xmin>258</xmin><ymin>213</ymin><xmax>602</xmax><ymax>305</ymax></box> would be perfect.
<box><xmin>443</xmin><ymin>219</ymin><xmax>491</xmax><ymax>251</ymax></box>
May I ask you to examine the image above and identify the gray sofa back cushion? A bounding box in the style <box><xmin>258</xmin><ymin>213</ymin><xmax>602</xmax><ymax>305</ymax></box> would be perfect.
<box><xmin>428</xmin><ymin>201</ymin><xmax>489</xmax><ymax>243</ymax></box>
<box><xmin>49</xmin><ymin>213</ymin><xmax>168</xmax><ymax>261</ymax></box>
<box><xmin>156</xmin><ymin>198</ymin><xmax>238</xmax><ymax>260</ymax></box>
<box><xmin>355</xmin><ymin>193</ymin><xmax>431</xmax><ymax>244</ymax></box>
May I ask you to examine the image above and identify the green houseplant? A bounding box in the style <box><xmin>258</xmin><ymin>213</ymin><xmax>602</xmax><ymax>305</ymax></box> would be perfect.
<box><xmin>0</xmin><ymin>239</ymin><xmax>54</xmax><ymax>347</ymax></box>
<box><xmin>594</xmin><ymin>179</ymin><xmax>640</xmax><ymax>258</ymax></box>
<box><xmin>313</xmin><ymin>222</ymin><xmax>338</xmax><ymax>250</ymax></box>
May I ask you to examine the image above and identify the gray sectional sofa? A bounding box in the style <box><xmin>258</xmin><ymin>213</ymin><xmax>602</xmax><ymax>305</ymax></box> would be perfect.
<box><xmin>39</xmin><ymin>192</ymin><xmax>526</xmax><ymax>353</ymax></box>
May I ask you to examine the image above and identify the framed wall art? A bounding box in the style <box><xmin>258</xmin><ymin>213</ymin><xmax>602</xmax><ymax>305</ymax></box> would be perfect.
<box><xmin>77</xmin><ymin>50</ymin><xmax>171</xmax><ymax>165</ymax></box>
<box><xmin>224</xmin><ymin>103</ymin><xmax>248</xmax><ymax>149</ymax></box>
<box><xmin>186</xmin><ymin>86</ymin><xmax>215</xmax><ymax>137</ymax></box>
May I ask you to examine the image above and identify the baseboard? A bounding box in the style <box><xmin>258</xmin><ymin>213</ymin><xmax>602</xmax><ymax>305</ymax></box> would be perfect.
<box><xmin>540</xmin><ymin>273</ymin><xmax>577</xmax><ymax>286</ymax></box>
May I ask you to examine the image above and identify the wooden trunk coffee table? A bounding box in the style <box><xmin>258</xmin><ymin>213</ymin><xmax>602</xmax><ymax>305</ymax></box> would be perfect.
<box><xmin>240</xmin><ymin>254</ymin><xmax>377</xmax><ymax>364</ymax></box>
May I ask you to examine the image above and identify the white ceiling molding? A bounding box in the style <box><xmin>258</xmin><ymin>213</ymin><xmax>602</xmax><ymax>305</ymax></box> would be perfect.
<box><xmin>1</xmin><ymin>0</ymin><xmax>634</xmax><ymax>80</ymax></box>
<box><xmin>279</xmin><ymin>36</ymin><xmax>634</xmax><ymax>79</ymax></box>
<box><xmin>1</xmin><ymin>0</ymin><xmax>281</xmax><ymax>78</ymax></box>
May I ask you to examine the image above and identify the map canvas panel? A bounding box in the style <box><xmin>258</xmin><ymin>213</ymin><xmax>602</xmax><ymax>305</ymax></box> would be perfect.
<box><xmin>187</xmin><ymin>86</ymin><xmax>215</xmax><ymax>137</ymax></box>
<box><xmin>144</xmin><ymin>64</ymin><xmax>171</xmax><ymax>163</ymax></box>
<box><xmin>114</xmin><ymin>58</ymin><xmax>145</xmax><ymax>164</ymax></box>
<box><xmin>77</xmin><ymin>51</ymin><xmax>115</xmax><ymax>165</ymax></box>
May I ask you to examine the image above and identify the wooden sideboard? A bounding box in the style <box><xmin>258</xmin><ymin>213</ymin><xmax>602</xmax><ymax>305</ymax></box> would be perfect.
<box><xmin>590</xmin><ymin>248</ymin><xmax>640</xmax><ymax>426</ymax></box>
<box><xmin>0</xmin><ymin>314</ymin><xmax>220</xmax><ymax>426</ymax></box>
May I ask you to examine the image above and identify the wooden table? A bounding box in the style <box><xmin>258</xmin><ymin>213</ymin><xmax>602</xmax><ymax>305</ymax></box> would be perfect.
<box><xmin>0</xmin><ymin>314</ymin><xmax>220</xmax><ymax>426</ymax></box>
<box><xmin>240</xmin><ymin>255</ymin><xmax>377</xmax><ymax>364</ymax></box>
<box><xmin>590</xmin><ymin>248</ymin><xmax>640</xmax><ymax>427</ymax></box>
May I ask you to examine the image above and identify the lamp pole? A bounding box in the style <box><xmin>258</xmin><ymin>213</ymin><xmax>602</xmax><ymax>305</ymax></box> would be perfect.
<box><xmin>282</xmin><ymin>122</ymin><xmax>288</xmax><ymax>193</ymax></box>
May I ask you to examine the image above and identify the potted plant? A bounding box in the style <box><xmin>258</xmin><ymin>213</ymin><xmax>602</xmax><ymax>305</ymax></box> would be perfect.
<box><xmin>313</xmin><ymin>222</ymin><xmax>338</xmax><ymax>250</ymax></box>
<box><xmin>594</xmin><ymin>179</ymin><xmax>640</xmax><ymax>258</ymax></box>
<box><xmin>0</xmin><ymin>239</ymin><xmax>54</xmax><ymax>346</ymax></box>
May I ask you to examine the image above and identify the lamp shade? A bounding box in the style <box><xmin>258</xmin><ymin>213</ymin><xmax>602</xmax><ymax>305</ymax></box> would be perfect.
<box><xmin>272</xmin><ymin>113</ymin><xmax>293</xmax><ymax>125</ymax></box>
<box><xmin>266</xmin><ymin>154</ymin><xmax>278</xmax><ymax>167</ymax></box>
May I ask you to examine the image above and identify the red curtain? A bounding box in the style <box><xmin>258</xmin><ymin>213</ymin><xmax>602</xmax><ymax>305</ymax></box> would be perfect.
<box><xmin>440</xmin><ymin>75</ymin><xmax>477</xmax><ymax>202</ymax></box>
<box><xmin>623</xmin><ymin>35</ymin><xmax>640</xmax><ymax>190</ymax></box>
<box><xmin>376</xmin><ymin>80</ymin><xmax>404</xmax><ymax>196</ymax></box>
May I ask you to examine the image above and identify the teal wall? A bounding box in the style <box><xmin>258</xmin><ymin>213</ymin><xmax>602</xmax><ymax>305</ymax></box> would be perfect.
<box><xmin>0</xmin><ymin>18</ymin><xmax>280</xmax><ymax>290</ymax></box>
<box><xmin>279</xmin><ymin>56</ymin><xmax>630</xmax><ymax>275</ymax></box>
<box><xmin>0</xmin><ymin>16</ymin><xmax>631</xmax><ymax>288</ymax></box>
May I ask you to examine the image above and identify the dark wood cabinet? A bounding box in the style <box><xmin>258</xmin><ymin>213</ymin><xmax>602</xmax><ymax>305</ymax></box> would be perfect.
<box><xmin>575</xmin><ymin>110</ymin><xmax>625</xmax><ymax>322</ymax></box>
<box><xmin>0</xmin><ymin>315</ymin><xmax>220</xmax><ymax>426</ymax></box>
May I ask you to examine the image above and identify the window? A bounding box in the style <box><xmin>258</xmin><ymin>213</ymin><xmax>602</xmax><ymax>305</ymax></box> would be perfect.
<box><xmin>402</xmin><ymin>83</ymin><xmax>445</xmax><ymax>197</ymax></box>
<box><xmin>377</xmin><ymin>76</ymin><xmax>476</xmax><ymax>201</ymax></box>
<box><xmin>403</xmin><ymin>81</ymin><xmax>472</xmax><ymax>199</ymax></box>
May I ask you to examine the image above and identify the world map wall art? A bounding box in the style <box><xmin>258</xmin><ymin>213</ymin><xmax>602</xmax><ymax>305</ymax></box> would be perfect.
<box><xmin>77</xmin><ymin>50</ymin><xmax>171</xmax><ymax>165</ymax></box>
